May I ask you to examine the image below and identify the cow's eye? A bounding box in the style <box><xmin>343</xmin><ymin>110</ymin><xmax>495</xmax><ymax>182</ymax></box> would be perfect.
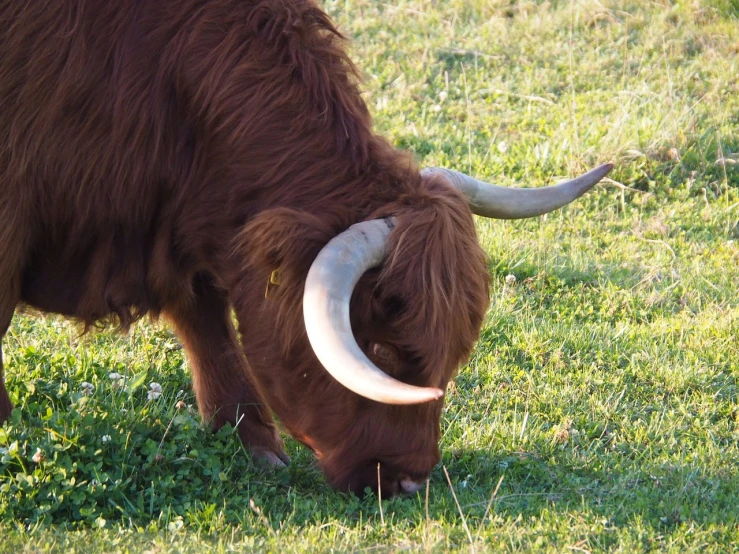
<box><xmin>371</xmin><ymin>343</ymin><xmax>397</xmax><ymax>365</ymax></box>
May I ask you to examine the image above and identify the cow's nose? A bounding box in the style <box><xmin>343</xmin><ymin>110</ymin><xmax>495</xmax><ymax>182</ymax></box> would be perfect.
<box><xmin>399</xmin><ymin>477</ymin><xmax>425</xmax><ymax>494</ymax></box>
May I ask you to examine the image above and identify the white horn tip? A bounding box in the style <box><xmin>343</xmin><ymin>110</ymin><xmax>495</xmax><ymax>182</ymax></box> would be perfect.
<box><xmin>375</xmin><ymin>386</ymin><xmax>444</xmax><ymax>405</ymax></box>
<box><xmin>429</xmin><ymin>388</ymin><xmax>444</xmax><ymax>401</ymax></box>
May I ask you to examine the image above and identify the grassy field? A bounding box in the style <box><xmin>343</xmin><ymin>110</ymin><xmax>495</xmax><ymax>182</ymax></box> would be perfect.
<box><xmin>2</xmin><ymin>0</ymin><xmax>738</xmax><ymax>552</ymax></box>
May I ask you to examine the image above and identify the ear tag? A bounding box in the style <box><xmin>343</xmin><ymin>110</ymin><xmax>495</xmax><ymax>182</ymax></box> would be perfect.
<box><xmin>264</xmin><ymin>268</ymin><xmax>282</xmax><ymax>299</ymax></box>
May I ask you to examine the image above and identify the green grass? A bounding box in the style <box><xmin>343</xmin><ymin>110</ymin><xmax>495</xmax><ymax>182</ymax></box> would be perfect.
<box><xmin>2</xmin><ymin>0</ymin><xmax>739</xmax><ymax>551</ymax></box>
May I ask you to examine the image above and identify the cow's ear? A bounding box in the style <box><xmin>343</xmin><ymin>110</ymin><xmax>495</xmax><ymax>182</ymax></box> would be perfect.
<box><xmin>239</xmin><ymin>207</ymin><xmax>335</xmax><ymax>281</ymax></box>
<box><xmin>238</xmin><ymin>208</ymin><xmax>337</xmax><ymax>354</ymax></box>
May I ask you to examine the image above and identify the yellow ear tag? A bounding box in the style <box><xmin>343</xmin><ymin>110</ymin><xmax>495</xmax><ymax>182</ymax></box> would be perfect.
<box><xmin>264</xmin><ymin>268</ymin><xmax>282</xmax><ymax>299</ymax></box>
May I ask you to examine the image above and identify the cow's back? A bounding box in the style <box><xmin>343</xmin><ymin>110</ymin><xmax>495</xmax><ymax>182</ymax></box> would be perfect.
<box><xmin>0</xmin><ymin>0</ymin><xmax>400</xmax><ymax>326</ymax></box>
<box><xmin>1</xmin><ymin>1</ymin><xmax>194</xmax><ymax>225</ymax></box>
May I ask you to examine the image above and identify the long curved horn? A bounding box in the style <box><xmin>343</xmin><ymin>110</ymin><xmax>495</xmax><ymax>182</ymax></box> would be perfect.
<box><xmin>303</xmin><ymin>218</ymin><xmax>444</xmax><ymax>405</ymax></box>
<box><xmin>421</xmin><ymin>163</ymin><xmax>613</xmax><ymax>219</ymax></box>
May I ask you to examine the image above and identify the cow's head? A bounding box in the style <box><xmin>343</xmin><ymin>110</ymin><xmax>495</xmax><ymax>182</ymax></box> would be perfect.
<box><xmin>237</xmin><ymin>163</ymin><xmax>612</xmax><ymax>496</ymax></box>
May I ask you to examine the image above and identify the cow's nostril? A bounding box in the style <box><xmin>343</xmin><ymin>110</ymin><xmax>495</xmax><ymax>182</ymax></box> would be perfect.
<box><xmin>399</xmin><ymin>477</ymin><xmax>424</xmax><ymax>494</ymax></box>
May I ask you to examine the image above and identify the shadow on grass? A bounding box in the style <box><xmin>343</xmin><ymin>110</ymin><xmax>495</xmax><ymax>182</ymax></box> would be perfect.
<box><xmin>422</xmin><ymin>446</ymin><xmax>739</xmax><ymax>533</ymax></box>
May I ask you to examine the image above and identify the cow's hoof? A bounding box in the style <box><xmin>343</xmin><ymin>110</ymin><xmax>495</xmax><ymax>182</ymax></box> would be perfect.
<box><xmin>251</xmin><ymin>447</ymin><xmax>290</xmax><ymax>468</ymax></box>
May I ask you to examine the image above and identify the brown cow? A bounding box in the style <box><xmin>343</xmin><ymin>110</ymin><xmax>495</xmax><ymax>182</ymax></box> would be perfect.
<box><xmin>0</xmin><ymin>0</ymin><xmax>611</xmax><ymax>495</ymax></box>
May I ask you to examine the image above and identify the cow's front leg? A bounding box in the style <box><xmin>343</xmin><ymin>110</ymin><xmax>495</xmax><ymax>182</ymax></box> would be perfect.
<box><xmin>0</xmin><ymin>278</ymin><xmax>19</xmax><ymax>425</ymax></box>
<box><xmin>164</xmin><ymin>274</ymin><xmax>288</xmax><ymax>466</ymax></box>
<box><xmin>0</xmin><ymin>343</ymin><xmax>12</xmax><ymax>425</ymax></box>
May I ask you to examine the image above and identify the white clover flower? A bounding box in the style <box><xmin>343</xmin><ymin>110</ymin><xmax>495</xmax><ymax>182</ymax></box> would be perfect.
<box><xmin>505</xmin><ymin>274</ymin><xmax>517</xmax><ymax>286</ymax></box>
<box><xmin>109</xmin><ymin>372</ymin><xmax>126</xmax><ymax>389</ymax></box>
<box><xmin>81</xmin><ymin>382</ymin><xmax>94</xmax><ymax>395</ymax></box>
<box><xmin>32</xmin><ymin>448</ymin><xmax>45</xmax><ymax>463</ymax></box>
<box><xmin>101</xmin><ymin>435</ymin><xmax>112</xmax><ymax>443</ymax></box>
<box><xmin>497</xmin><ymin>141</ymin><xmax>508</xmax><ymax>154</ymax></box>
<box><xmin>147</xmin><ymin>382</ymin><xmax>162</xmax><ymax>400</ymax></box>
<box><xmin>438</xmin><ymin>90</ymin><xmax>448</xmax><ymax>102</ymax></box>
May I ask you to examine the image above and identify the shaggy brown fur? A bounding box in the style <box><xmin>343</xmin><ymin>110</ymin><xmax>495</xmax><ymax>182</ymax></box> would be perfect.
<box><xmin>0</xmin><ymin>0</ymin><xmax>490</xmax><ymax>495</ymax></box>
